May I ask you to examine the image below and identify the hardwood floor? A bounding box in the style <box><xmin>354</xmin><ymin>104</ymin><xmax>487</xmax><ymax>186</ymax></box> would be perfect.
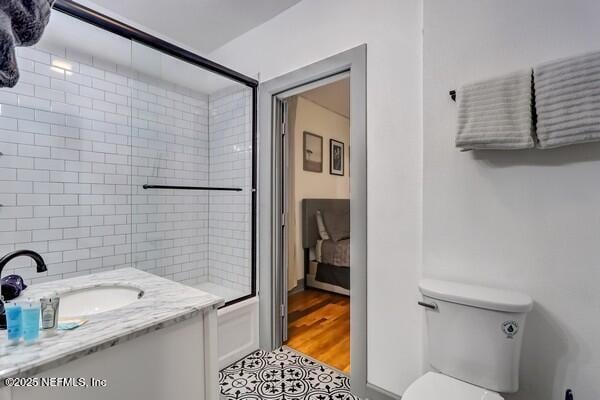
<box><xmin>286</xmin><ymin>289</ymin><xmax>350</xmax><ymax>373</ymax></box>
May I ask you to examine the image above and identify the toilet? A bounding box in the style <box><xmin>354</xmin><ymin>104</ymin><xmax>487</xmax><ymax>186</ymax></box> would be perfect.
<box><xmin>404</xmin><ymin>279</ymin><xmax>533</xmax><ymax>400</ymax></box>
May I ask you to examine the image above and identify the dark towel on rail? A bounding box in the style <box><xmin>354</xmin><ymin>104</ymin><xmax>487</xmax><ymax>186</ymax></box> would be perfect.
<box><xmin>534</xmin><ymin>51</ymin><xmax>600</xmax><ymax>148</ymax></box>
<box><xmin>0</xmin><ymin>0</ymin><xmax>55</xmax><ymax>88</ymax></box>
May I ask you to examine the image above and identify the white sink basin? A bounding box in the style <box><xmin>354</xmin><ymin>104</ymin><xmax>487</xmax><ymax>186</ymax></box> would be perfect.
<box><xmin>59</xmin><ymin>285</ymin><xmax>144</xmax><ymax>319</ymax></box>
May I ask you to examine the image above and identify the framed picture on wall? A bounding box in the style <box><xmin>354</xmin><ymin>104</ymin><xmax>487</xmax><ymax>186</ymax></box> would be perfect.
<box><xmin>330</xmin><ymin>139</ymin><xmax>344</xmax><ymax>176</ymax></box>
<box><xmin>303</xmin><ymin>131</ymin><xmax>323</xmax><ymax>172</ymax></box>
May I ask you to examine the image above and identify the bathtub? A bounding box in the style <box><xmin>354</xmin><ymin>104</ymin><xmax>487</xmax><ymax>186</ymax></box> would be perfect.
<box><xmin>190</xmin><ymin>282</ymin><xmax>259</xmax><ymax>369</ymax></box>
<box><xmin>216</xmin><ymin>296</ymin><xmax>259</xmax><ymax>368</ymax></box>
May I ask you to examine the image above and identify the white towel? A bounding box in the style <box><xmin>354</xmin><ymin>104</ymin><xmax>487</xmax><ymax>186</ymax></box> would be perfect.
<box><xmin>455</xmin><ymin>70</ymin><xmax>535</xmax><ymax>150</ymax></box>
<box><xmin>534</xmin><ymin>51</ymin><xmax>600</xmax><ymax>149</ymax></box>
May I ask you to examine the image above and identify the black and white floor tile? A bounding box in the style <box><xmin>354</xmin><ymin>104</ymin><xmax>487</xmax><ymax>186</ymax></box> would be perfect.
<box><xmin>219</xmin><ymin>347</ymin><xmax>360</xmax><ymax>400</ymax></box>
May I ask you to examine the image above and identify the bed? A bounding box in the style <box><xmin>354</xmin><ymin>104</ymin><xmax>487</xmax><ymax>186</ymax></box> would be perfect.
<box><xmin>302</xmin><ymin>198</ymin><xmax>350</xmax><ymax>296</ymax></box>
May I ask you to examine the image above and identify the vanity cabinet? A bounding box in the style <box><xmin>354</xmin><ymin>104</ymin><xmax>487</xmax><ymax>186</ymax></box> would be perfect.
<box><xmin>3</xmin><ymin>309</ymin><xmax>218</xmax><ymax>400</ymax></box>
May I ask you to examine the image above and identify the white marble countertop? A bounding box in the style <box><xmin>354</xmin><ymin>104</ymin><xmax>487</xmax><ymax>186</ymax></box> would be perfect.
<box><xmin>0</xmin><ymin>268</ymin><xmax>224</xmax><ymax>383</ymax></box>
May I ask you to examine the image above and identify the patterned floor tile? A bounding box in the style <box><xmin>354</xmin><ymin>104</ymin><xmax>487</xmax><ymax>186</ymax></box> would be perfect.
<box><xmin>219</xmin><ymin>347</ymin><xmax>359</xmax><ymax>400</ymax></box>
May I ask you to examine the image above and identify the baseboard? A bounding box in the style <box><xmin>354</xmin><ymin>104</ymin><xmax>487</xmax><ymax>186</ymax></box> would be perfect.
<box><xmin>365</xmin><ymin>383</ymin><xmax>402</xmax><ymax>400</ymax></box>
<box><xmin>288</xmin><ymin>279</ymin><xmax>305</xmax><ymax>295</ymax></box>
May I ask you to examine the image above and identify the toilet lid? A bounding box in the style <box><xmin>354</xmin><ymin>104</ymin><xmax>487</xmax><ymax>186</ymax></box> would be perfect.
<box><xmin>403</xmin><ymin>372</ymin><xmax>504</xmax><ymax>400</ymax></box>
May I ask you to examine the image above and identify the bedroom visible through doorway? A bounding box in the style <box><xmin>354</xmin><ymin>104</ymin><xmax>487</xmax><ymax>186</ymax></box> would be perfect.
<box><xmin>282</xmin><ymin>76</ymin><xmax>351</xmax><ymax>373</ymax></box>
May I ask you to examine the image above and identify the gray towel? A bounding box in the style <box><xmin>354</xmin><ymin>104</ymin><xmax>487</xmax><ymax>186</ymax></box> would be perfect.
<box><xmin>0</xmin><ymin>0</ymin><xmax>54</xmax><ymax>88</ymax></box>
<box><xmin>456</xmin><ymin>70</ymin><xmax>535</xmax><ymax>150</ymax></box>
<box><xmin>534</xmin><ymin>51</ymin><xmax>600</xmax><ymax>149</ymax></box>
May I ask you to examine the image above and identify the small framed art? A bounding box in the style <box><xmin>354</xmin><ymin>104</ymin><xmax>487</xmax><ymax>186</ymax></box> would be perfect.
<box><xmin>303</xmin><ymin>131</ymin><xmax>323</xmax><ymax>172</ymax></box>
<box><xmin>330</xmin><ymin>139</ymin><xmax>344</xmax><ymax>176</ymax></box>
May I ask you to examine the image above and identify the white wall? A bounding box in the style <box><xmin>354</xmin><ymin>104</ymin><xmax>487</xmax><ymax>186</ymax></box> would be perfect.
<box><xmin>290</xmin><ymin>97</ymin><xmax>350</xmax><ymax>284</ymax></box>
<box><xmin>422</xmin><ymin>1</ymin><xmax>600</xmax><ymax>399</ymax></box>
<box><xmin>210</xmin><ymin>0</ymin><xmax>423</xmax><ymax>394</ymax></box>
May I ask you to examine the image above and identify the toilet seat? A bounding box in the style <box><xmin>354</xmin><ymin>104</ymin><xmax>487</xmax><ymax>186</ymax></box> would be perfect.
<box><xmin>403</xmin><ymin>372</ymin><xmax>504</xmax><ymax>400</ymax></box>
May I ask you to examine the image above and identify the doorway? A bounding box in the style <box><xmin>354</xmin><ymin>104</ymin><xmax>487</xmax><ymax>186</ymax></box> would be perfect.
<box><xmin>281</xmin><ymin>76</ymin><xmax>352</xmax><ymax>372</ymax></box>
<box><xmin>257</xmin><ymin>44</ymin><xmax>366</xmax><ymax>396</ymax></box>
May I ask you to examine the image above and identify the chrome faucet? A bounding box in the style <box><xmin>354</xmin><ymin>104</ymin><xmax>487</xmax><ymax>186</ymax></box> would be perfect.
<box><xmin>0</xmin><ymin>250</ymin><xmax>48</xmax><ymax>329</ymax></box>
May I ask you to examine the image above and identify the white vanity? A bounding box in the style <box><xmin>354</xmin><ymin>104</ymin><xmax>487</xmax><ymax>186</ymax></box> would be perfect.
<box><xmin>0</xmin><ymin>269</ymin><xmax>223</xmax><ymax>400</ymax></box>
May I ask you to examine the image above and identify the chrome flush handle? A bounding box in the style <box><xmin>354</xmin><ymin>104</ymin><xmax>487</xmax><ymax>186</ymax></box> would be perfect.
<box><xmin>418</xmin><ymin>301</ymin><xmax>438</xmax><ymax>311</ymax></box>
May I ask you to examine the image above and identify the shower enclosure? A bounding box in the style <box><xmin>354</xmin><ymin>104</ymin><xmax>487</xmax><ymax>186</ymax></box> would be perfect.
<box><xmin>0</xmin><ymin>1</ymin><xmax>256</xmax><ymax>305</ymax></box>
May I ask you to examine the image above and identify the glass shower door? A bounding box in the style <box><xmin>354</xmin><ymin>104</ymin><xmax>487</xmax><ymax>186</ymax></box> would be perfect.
<box><xmin>0</xmin><ymin>4</ymin><xmax>256</xmax><ymax>306</ymax></box>
<box><xmin>0</xmin><ymin>11</ymin><xmax>134</xmax><ymax>283</ymax></box>
<box><xmin>129</xmin><ymin>41</ymin><xmax>253</xmax><ymax>303</ymax></box>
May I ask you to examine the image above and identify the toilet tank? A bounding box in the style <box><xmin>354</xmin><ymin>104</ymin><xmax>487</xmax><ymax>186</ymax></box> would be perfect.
<box><xmin>419</xmin><ymin>279</ymin><xmax>533</xmax><ymax>393</ymax></box>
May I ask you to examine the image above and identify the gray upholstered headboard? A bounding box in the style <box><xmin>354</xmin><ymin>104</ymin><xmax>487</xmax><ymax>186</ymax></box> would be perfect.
<box><xmin>302</xmin><ymin>198</ymin><xmax>350</xmax><ymax>249</ymax></box>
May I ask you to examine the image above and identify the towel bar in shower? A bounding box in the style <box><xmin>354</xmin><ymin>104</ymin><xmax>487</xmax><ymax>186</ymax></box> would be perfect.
<box><xmin>142</xmin><ymin>184</ymin><xmax>242</xmax><ymax>192</ymax></box>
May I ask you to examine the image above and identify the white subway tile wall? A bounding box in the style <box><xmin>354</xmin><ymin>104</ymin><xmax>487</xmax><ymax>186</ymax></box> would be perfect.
<box><xmin>0</xmin><ymin>41</ymin><xmax>252</xmax><ymax>295</ymax></box>
<box><xmin>127</xmin><ymin>63</ymin><xmax>211</xmax><ymax>288</ymax></box>
<box><xmin>208</xmin><ymin>87</ymin><xmax>252</xmax><ymax>293</ymax></box>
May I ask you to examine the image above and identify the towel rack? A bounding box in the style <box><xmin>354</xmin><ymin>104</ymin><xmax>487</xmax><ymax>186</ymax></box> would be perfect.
<box><xmin>142</xmin><ymin>184</ymin><xmax>242</xmax><ymax>192</ymax></box>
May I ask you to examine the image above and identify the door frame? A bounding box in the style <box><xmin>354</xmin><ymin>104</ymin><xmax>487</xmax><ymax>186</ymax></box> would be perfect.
<box><xmin>257</xmin><ymin>45</ymin><xmax>367</xmax><ymax>397</ymax></box>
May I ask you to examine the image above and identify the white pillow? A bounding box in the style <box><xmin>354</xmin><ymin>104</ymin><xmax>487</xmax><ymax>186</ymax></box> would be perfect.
<box><xmin>315</xmin><ymin>210</ymin><xmax>330</xmax><ymax>240</ymax></box>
